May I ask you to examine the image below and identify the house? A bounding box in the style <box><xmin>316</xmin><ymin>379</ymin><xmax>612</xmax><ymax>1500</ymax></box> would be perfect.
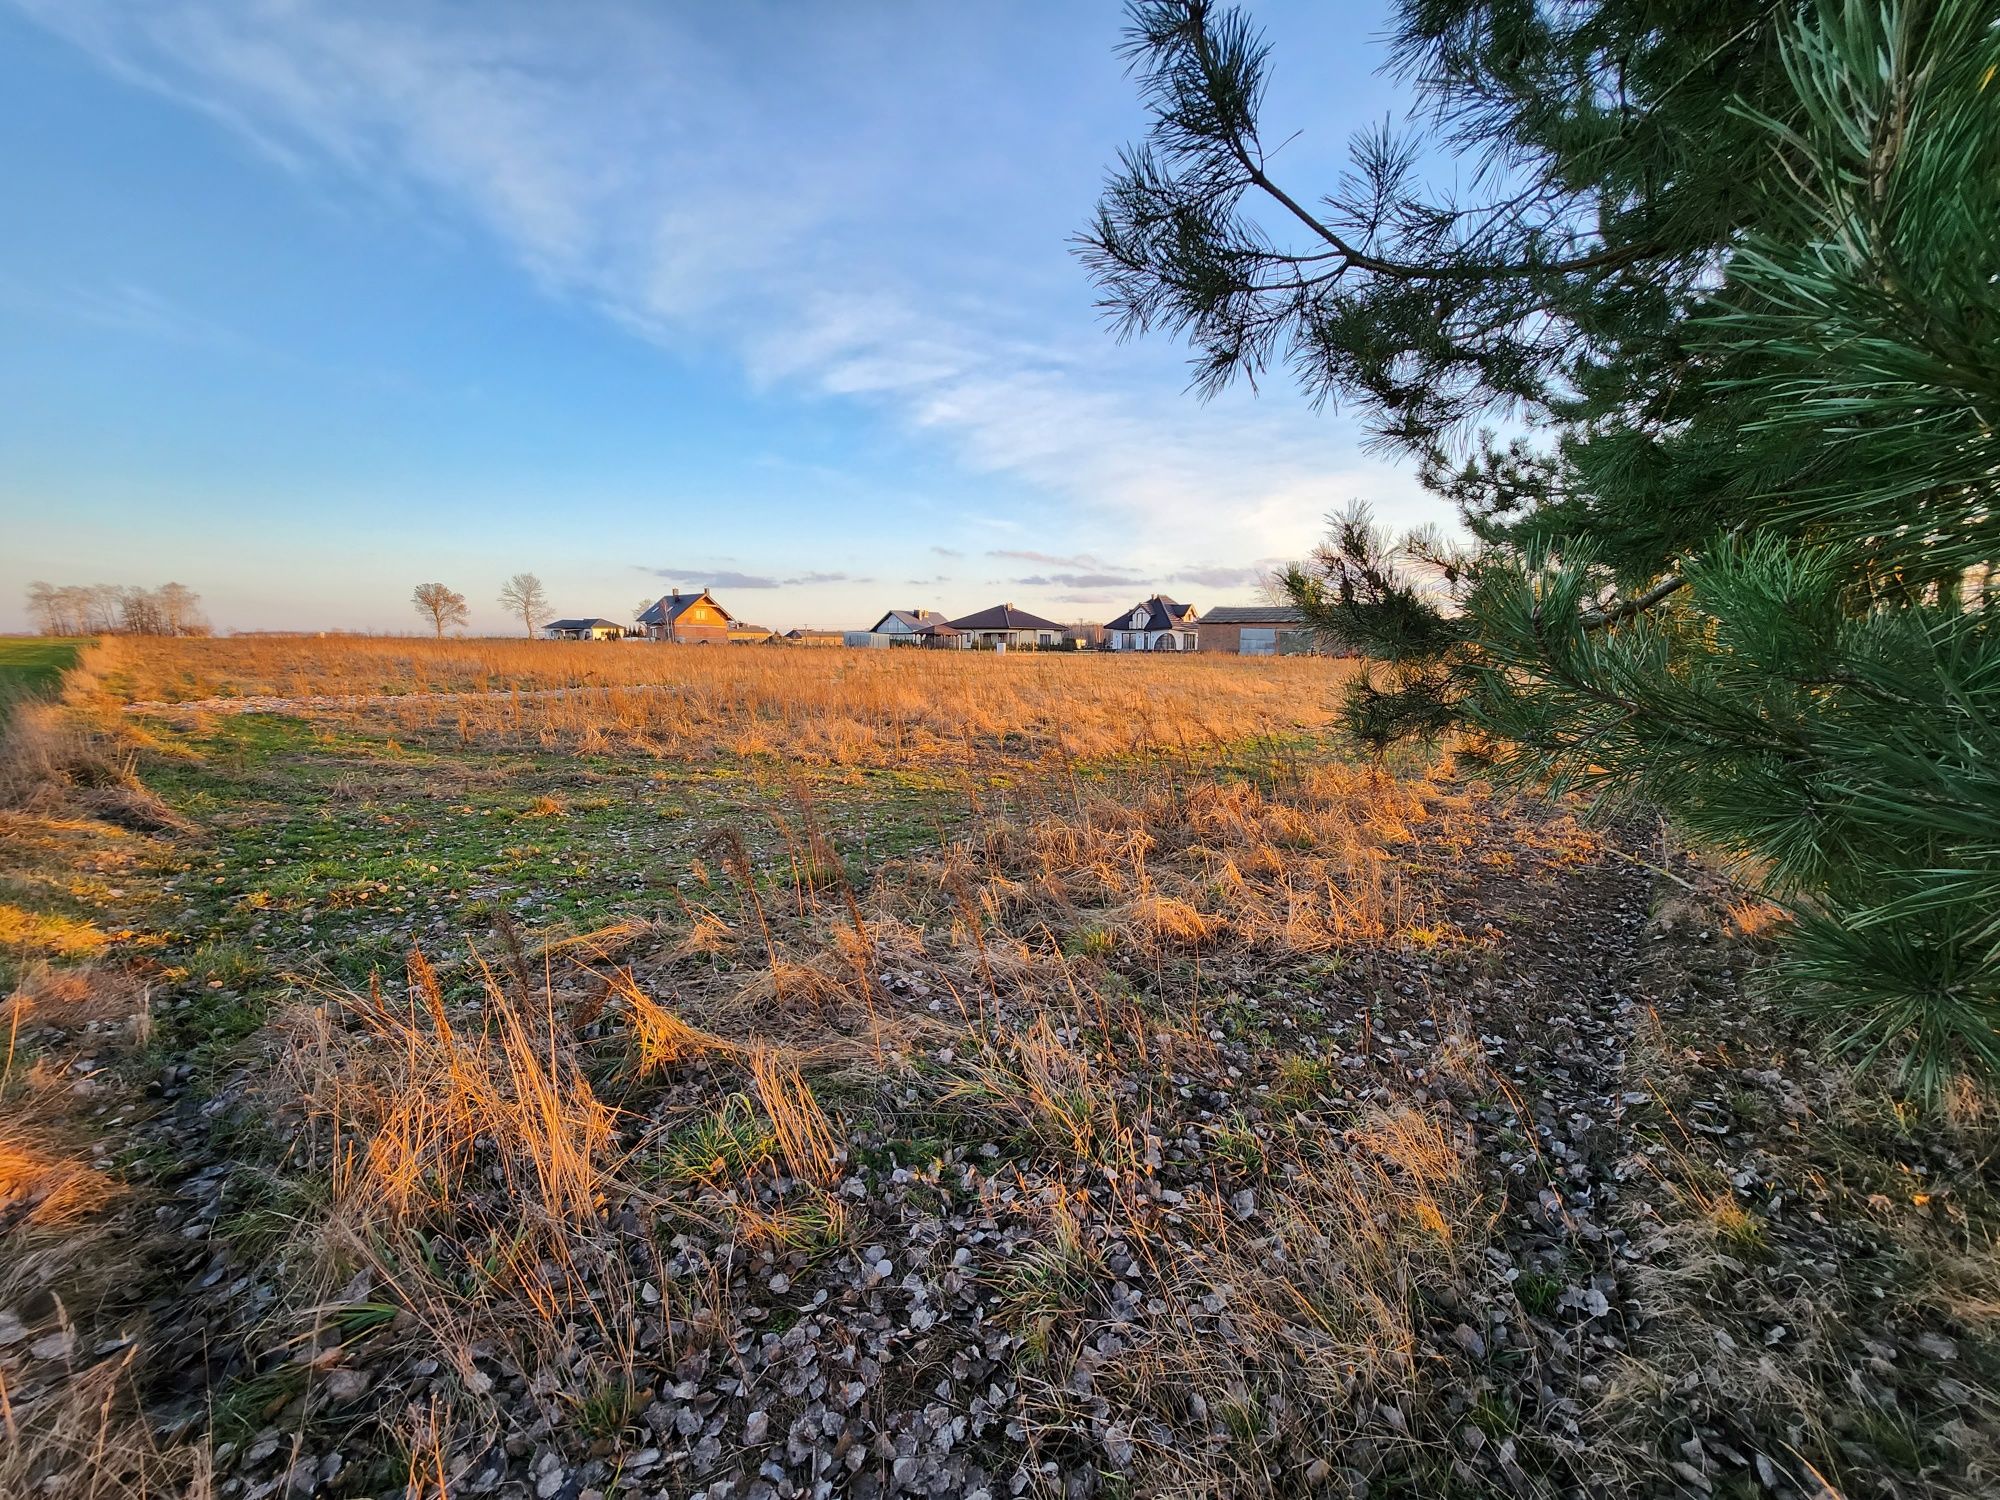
<box><xmin>782</xmin><ymin>628</ymin><xmax>846</xmax><ymax>647</ymax></box>
<box><xmin>636</xmin><ymin>588</ymin><xmax>734</xmax><ymax>644</ymax></box>
<box><xmin>945</xmin><ymin>603</ymin><xmax>1066</xmax><ymax>651</ymax></box>
<box><xmin>543</xmin><ymin>618</ymin><xmax>626</xmax><ymax>641</ymax></box>
<box><xmin>726</xmin><ymin>622</ymin><xmax>774</xmax><ymax>644</ymax></box>
<box><xmin>1103</xmin><ymin>595</ymin><xmax>1198</xmax><ymax>652</ymax></box>
<box><xmin>1196</xmin><ymin>604</ymin><xmax>1319</xmax><ymax>656</ymax></box>
<box><xmin>847</xmin><ymin>608</ymin><xmax>948</xmax><ymax>648</ymax></box>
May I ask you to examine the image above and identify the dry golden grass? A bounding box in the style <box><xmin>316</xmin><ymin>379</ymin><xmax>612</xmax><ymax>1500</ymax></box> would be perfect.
<box><xmin>95</xmin><ymin>634</ymin><xmax>1351</xmax><ymax>765</ymax></box>
<box><xmin>603</xmin><ymin>966</ymin><xmax>738</xmax><ymax>1074</ymax></box>
<box><xmin>0</xmin><ymin>696</ymin><xmax>187</xmax><ymax>837</ymax></box>
<box><xmin>228</xmin><ymin>739</ymin><xmax>1515</xmax><ymax>1463</ymax></box>
<box><xmin>10</xmin><ymin>631</ymin><xmax>1613</xmax><ymax>1495</ymax></box>
<box><xmin>747</xmin><ymin>1047</ymin><xmax>840</xmax><ymax>1187</ymax></box>
<box><xmin>292</xmin><ymin>949</ymin><xmax>617</xmax><ymax>1236</ymax></box>
<box><xmin>0</xmin><ymin>1121</ymin><xmax>117</xmax><ymax>1231</ymax></box>
<box><xmin>0</xmin><ymin>1345</ymin><xmax>213</xmax><ymax>1500</ymax></box>
<box><xmin>273</xmin><ymin>947</ymin><xmax>649</xmax><ymax>1404</ymax></box>
<box><xmin>0</xmin><ymin>964</ymin><xmax>197</xmax><ymax>1499</ymax></box>
<box><xmin>2</xmin><ymin>965</ymin><xmax>150</xmax><ymax>1037</ymax></box>
<box><xmin>8</xmin><ymin>630</ymin><xmax>1995</xmax><ymax>1495</ymax></box>
<box><xmin>1050</xmin><ymin>1108</ymin><xmax>1485</xmax><ymax>1489</ymax></box>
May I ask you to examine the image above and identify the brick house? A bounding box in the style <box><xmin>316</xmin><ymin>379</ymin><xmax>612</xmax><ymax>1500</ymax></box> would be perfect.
<box><xmin>1196</xmin><ymin>604</ymin><xmax>1319</xmax><ymax>655</ymax></box>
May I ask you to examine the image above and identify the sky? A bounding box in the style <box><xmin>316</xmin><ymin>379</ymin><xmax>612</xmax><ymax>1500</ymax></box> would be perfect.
<box><xmin>0</xmin><ymin>0</ymin><xmax>1449</xmax><ymax>635</ymax></box>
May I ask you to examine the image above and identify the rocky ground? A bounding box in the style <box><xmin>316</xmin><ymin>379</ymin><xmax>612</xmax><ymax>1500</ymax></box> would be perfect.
<box><xmin>3</xmin><ymin>753</ymin><xmax>1996</xmax><ymax>1500</ymax></box>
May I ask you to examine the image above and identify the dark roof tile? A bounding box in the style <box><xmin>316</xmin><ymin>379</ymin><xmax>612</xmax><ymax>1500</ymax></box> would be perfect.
<box><xmin>1102</xmin><ymin>594</ymin><xmax>1198</xmax><ymax>633</ymax></box>
<box><xmin>947</xmin><ymin>603</ymin><xmax>1067</xmax><ymax>632</ymax></box>
<box><xmin>1199</xmin><ymin>604</ymin><xmax>1303</xmax><ymax>625</ymax></box>
<box><xmin>638</xmin><ymin>589</ymin><xmax>736</xmax><ymax>626</ymax></box>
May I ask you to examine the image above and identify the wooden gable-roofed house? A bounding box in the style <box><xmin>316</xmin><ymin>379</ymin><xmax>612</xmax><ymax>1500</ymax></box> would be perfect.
<box><xmin>637</xmin><ymin>587</ymin><xmax>734</xmax><ymax>644</ymax></box>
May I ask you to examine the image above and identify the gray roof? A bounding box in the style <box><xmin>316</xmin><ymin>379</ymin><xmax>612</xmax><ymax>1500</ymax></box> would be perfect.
<box><xmin>870</xmin><ymin>609</ymin><xmax>947</xmax><ymax>632</ymax></box>
<box><xmin>1198</xmin><ymin>604</ymin><xmax>1304</xmax><ymax>625</ymax></box>
<box><xmin>638</xmin><ymin>589</ymin><xmax>734</xmax><ymax>626</ymax></box>
<box><xmin>1103</xmin><ymin>595</ymin><xmax>1197</xmax><ymax>633</ymax></box>
<box><xmin>545</xmin><ymin>618</ymin><xmax>624</xmax><ymax>632</ymax></box>
<box><xmin>947</xmin><ymin>603</ymin><xmax>1067</xmax><ymax>633</ymax></box>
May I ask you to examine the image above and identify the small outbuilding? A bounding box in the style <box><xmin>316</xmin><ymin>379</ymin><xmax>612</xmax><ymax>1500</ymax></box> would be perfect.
<box><xmin>1196</xmin><ymin>604</ymin><xmax>1318</xmax><ymax>656</ymax></box>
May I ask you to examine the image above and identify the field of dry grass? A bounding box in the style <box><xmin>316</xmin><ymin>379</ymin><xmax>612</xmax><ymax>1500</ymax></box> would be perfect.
<box><xmin>92</xmin><ymin>634</ymin><xmax>1349</xmax><ymax>765</ymax></box>
<box><xmin>2</xmin><ymin>636</ymin><xmax>1996</xmax><ymax>1499</ymax></box>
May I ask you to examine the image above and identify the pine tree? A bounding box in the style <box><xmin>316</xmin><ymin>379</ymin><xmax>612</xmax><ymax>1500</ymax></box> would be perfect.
<box><xmin>1083</xmin><ymin>0</ymin><xmax>2000</xmax><ymax>1088</ymax></box>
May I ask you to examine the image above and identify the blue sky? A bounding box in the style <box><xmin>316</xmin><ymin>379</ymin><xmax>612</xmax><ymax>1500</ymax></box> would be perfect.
<box><xmin>0</xmin><ymin>1</ymin><xmax>1446</xmax><ymax>634</ymax></box>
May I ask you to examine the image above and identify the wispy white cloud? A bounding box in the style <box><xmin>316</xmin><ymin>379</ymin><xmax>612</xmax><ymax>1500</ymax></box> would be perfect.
<box><xmin>0</xmin><ymin>271</ymin><xmax>253</xmax><ymax>351</ymax></box>
<box><xmin>8</xmin><ymin>0</ymin><xmax>1442</xmax><ymax>579</ymax></box>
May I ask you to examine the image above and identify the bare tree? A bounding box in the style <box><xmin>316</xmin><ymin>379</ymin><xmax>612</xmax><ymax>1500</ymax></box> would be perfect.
<box><xmin>119</xmin><ymin>588</ymin><xmax>164</xmax><ymax>636</ymax></box>
<box><xmin>81</xmin><ymin>585</ymin><xmax>123</xmax><ymax>634</ymax></box>
<box><xmin>412</xmin><ymin>582</ymin><xmax>469</xmax><ymax>638</ymax></box>
<box><xmin>27</xmin><ymin>580</ymin><xmax>209</xmax><ymax>636</ymax></box>
<box><xmin>155</xmin><ymin>582</ymin><xmax>208</xmax><ymax>636</ymax></box>
<box><xmin>497</xmin><ymin>572</ymin><xmax>551</xmax><ymax>638</ymax></box>
<box><xmin>25</xmin><ymin>582</ymin><xmax>64</xmax><ymax>636</ymax></box>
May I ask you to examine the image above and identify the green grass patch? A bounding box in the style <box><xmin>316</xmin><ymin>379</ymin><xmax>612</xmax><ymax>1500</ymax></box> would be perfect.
<box><xmin>0</xmin><ymin>636</ymin><xmax>84</xmax><ymax>712</ymax></box>
<box><xmin>636</xmin><ymin>1095</ymin><xmax>778</xmax><ymax>1186</ymax></box>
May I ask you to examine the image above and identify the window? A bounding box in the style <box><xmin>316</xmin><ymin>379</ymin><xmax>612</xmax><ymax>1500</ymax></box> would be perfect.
<box><xmin>1240</xmin><ymin>628</ymin><xmax>1277</xmax><ymax>656</ymax></box>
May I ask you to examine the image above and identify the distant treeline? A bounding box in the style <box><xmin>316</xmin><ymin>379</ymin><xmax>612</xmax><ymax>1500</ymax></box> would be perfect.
<box><xmin>26</xmin><ymin>581</ymin><xmax>210</xmax><ymax>638</ymax></box>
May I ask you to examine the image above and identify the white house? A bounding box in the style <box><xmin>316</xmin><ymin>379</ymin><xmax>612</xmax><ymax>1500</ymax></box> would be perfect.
<box><xmin>1103</xmin><ymin>595</ymin><xmax>1198</xmax><ymax>652</ymax></box>
<box><xmin>543</xmin><ymin>618</ymin><xmax>626</xmax><ymax>641</ymax></box>
<box><xmin>945</xmin><ymin>603</ymin><xmax>1065</xmax><ymax>650</ymax></box>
